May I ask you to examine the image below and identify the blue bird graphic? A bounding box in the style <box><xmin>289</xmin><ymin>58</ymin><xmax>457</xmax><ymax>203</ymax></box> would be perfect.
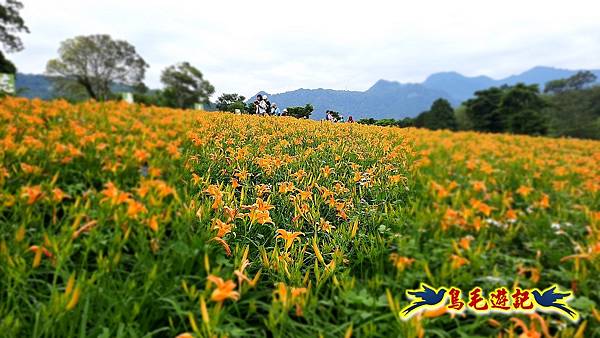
<box><xmin>532</xmin><ymin>285</ymin><xmax>577</xmax><ymax>319</ymax></box>
<box><xmin>401</xmin><ymin>284</ymin><xmax>447</xmax><ymax>316</ymax></box>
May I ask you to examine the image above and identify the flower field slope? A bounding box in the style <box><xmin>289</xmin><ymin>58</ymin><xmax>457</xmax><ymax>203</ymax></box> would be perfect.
<box><xmin>0</xmin><ymin>97</ymin><xmax>599</xmax><ymax>337</ymax></box>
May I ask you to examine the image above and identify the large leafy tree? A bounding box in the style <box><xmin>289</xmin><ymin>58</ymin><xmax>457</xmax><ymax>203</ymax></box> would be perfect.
<box><xmin>464</xmin><ymin>87</ymin><xmax>505</xmax><ymax>133</ymax></box>
<box><xmin>0</xmin><ymin>0</ymin><xmax>29</xmax><ymax>74</ymax></box>
<box><xmin>286</xmin><ymin>104</ymin><xmax>313</xmax><ymax>119</ymax></box>
<box><xmin>45</xmin><ymin>34</ymin><xmax>148</xmax><ymax>101</ymax></box>
<box><xmin>415</xmin><ymin>98</ymin><xmax>457</xmax><ymax>130</ymax></box>
<box><xmin>216</xmin><ymin>93</ymin><xmax>245</xmax><ymax>112</ymax></box>
<box><xmin>465</xmin><ymin>84</ymin><xmax>548</xmax><ymax>135</ymax></box>
<box><xmin>500</xmin><ymin>84</ymin><xmax>547</xmax><ymax>135</ymax></box>
<box><xmin>544</xmin><ymin>71</ymin><xmax>597</xmax><ymax>94</ymax></box>
<box><xmin>160</xmin><ymin>62</ymin><xmax>214</xmax><ymax>109</ymax></box>
<box><xmin>544</xmin><ymin>86</ymin><xmax>600</xmax><ymax>139</ymax></box>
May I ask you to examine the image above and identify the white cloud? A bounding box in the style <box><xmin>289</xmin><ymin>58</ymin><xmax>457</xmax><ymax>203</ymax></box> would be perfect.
<box><xmin>9</xmin><ymin>0</ymin><xmax>600</xmax><ymax>98</ymax></box>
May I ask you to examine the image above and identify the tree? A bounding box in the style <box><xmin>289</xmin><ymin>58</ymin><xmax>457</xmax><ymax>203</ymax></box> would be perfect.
<box><xmin>0</xmin><ymin>0</ymin><xmax>29</xmax><ymax>53</ymax></box>
<box><xmin>544</xmin><ymin>71</ymin><xmax>598</xmax><ymax>94</ymax></box>
<box><xmin>286</xmin><ymin>104</ymin><xmax>313</xmax><ymax>119</ymax></box>
<box><xmin>416</xmin><ymin>98</ymin><xmax>457</xmax><ymax>130</ymax></box>
<box><xmin>464</xmin><ymin>87</ymin><xmax>505</xmax><ymax>133</ymax></box>
<box><xmin>543</xmin><ymin>78</ymin><xmax>569</xmax><ymax>94</ymax></box>
<box><xmin>454</xmin><ymin>105</ymin><xmax>473</xmax><ymax>131</ymax></box>
<box><xmin>216</xmin><ymin>93</ymin><xmax>246</xmax><ymax>112</ymax></box>
<box><xmin>45</xmin><ymin>34</ymin><xmax>148</xmax><ymax>101</ymax></box>
<box><xmin>358</xmin><ymin>118</ymin><xmax>376</xmax><ymax>125</ymax></box>
<box><xmin>500</xmin><ymin>84</ymin><xmax>547</xmax><ymax>135</ymax></box>
<box><xmin>567</xmin><ymin>71</ymin><xmax>597</xmax><ymax>90</ymax></box>
<box><xmin>160</xmin><ymin>62</ymin><xmax>214</xmax><ymax>109</ymax></box>
<box><xmin>465</xmin><ymin>84</ymin><xmax>548</xmax><ymax>135</ymax></box>
<box><xmin>0</xmin><ymin>49</ymin><xmax>15</xmax><ymax>73</ymax></box>
<box><xmin>544</xmin><ymin>86</ymin><xmax>600</xmax><ymax>139</ymax></box>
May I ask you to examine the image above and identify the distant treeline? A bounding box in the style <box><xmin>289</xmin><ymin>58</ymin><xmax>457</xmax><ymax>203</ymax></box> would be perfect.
<box><xmin>358</xmin><ymin>71</ymin><xmax>600</xmax><ymax>140</ymax></box>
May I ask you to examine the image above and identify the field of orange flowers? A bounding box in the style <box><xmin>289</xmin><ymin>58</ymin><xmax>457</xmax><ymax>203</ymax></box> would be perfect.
<box><xmin>0</xmin><ymin>97</ymin><xmax>598</xmax><ymax>337</ymax></box>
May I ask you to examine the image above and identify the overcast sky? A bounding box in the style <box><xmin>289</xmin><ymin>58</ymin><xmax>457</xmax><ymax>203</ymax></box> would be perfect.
<box><xmin>9</xmin><ymin>0</ymin><xmax>600</xmax><ymax>98</ymax></box>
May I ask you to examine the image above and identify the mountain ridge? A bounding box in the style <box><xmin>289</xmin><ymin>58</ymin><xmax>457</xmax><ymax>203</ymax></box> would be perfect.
<box><xmin>250</xmin><ymin>66</ymin><xmax>600</xmax><ymax>119</ymax></box>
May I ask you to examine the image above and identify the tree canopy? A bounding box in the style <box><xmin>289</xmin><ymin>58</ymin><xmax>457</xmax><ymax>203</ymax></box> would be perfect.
<box><xmin>544</xmin><ymin>71</ymin><xmax>597</xmax><ymax>94</ymax></box>
<box><xmin>46</xmin><ymin>34</ymin><xmax>148</xmax><ymax>101</ymax></box>
<box><xmin>286</xmin><ymin>104</ymin><xmax>313</xmax><ymax>119</ymax></box>
<box><xmin>216</xmin><ymin>93</ymin><xmax>246</xmax><ymax>112</ymax></box>
<box><xmin>464</xmin><ymin>84</ymin><xmax>547</xmax><ymax>135</ymax></box>
<box><xmin>0</xmin><ymin>0</ymin><xmax>29</xmax><ymax>53</ymax></box>
<box><xmin>414</xmin><ymin>98</ymin><xmax>456</xmax><ymax>130</ymax></box>
<box><xmin>160</xmin><ymin>62</ymin><xmax>214</xmax><ymax>109</ymax></box>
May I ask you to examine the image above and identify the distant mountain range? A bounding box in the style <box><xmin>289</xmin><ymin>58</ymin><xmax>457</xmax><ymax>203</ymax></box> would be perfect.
<box><xmin>16</xmin><ymin>73</ymin><xmax>54</xmax><ymax>99</ymax></box>
<box><xmin>251</xmin><ymin>66</ymin><xmax>600</xmax><ymax>120</ymax></box>
<box><xmin>13</xmin><ymin>66</ymin><xmax>600</xmax><ymax>120</ymax></box>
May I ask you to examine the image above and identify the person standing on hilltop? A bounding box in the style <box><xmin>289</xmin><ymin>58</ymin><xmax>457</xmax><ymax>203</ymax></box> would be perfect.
<box><xmin>254</xmin><ymin>94</ymin><xmax>268</xmax><ymax>115</ymax></box>
<box><xmin>263</xmin><ymin>95</ymin><xmax>272</xmax><ymax>115</ymax></box>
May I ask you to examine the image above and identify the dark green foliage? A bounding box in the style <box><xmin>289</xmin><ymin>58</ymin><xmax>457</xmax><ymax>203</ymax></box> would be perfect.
<box><xmin>245</xmin><ymin>102</ymin><xmax>255</xmax><ymax>114</ymax></box>
<box><xmin>216</xmin><ymin>93</ymin><xmax>246</xmax><ymax>112</ymax></box>
<box><xmin>501</xmin><ymin>84</ymin><xmax>548</xmax><ymax>135</ymax></box>
<box><xmin>464</xmin><ymin>84</ymin><xmax>548</xmax><ymax>135</ymax></box>
<box><xmin>544</xmin><ymin>71</ymin><xmax>597</xmax><ymax>94</ymax></box>
<box><xmin>428</xmin><ymin>98</ymin><xmax>457</xmax><ymax>130</ymax></box>
<box><xmin>453</xmin><ymin>105</ymin><xmax>473</xmax><ymax>131</ymax></box>
<box><xmin>286</xmin><ymin>104</ymin><xmax>313</xmax><ymax>119</ymax></box>
<box><xmin>544</xmin><ymin>86</ymin><xmax>600</xmax><ymax>139</ymax></box>
<box><xmin>357</xmin><ymin>118</ymin><xmax>376</xmax><ymax>125</ymax></box>
<box><xmin>414</xmin><ymin>98</ymin><xmax>457</xmax><ymax>130</ymax></box>
<box><xmin>0</xmin><ymin>50</ymin><xmax>15</xmax><ymax>73</ymax></box>
<box><xmin>133</xmin><ymin>90</ymin><xmax>165</xmax><ymax>107</ymax></box>
<box><xmin>50</xmin><ymin>77</ymin><xmax>90</xmax><ymax>102</ymax></box>
<box><xmin>46</xmin><ymin>34</ymin><xmax>148</xmax><ymax>101</ymax></box>
<box><xmin>357</xmin><ymin>117</ymin><xmax>415</xmax><ymax>128</ymax></box>
<box><xmin>160</xmin><ymin>62</ymin><xmax>214</xmax><ymax>109</ymax></box>
<box><xmin>0</xmin><ymin>0</ymin><xmax>28</xmax><ymax>52</ymax></box>
<box><xmin>464</xmin><ymin>87</ymin><xmax>505</xmax><ymax>133</ymax></box>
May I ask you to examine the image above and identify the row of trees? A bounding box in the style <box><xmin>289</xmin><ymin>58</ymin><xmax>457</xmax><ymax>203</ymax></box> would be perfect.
<box><xmin>360</xmin><ymin>71</ymin><xmax>600</xmax><ymax>139</ymax></box>
<box><xmin>45</xmin><ymin>35</ymin><xmax>215</xmax><ymax>108</ymax></box>
<box><xmin>0</xmin><ymin>2</ymin><xmax>215</xmax><ymax>108</ymax></box>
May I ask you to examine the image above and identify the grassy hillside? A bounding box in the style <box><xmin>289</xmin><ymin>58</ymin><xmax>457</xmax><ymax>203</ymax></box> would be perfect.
<box><xmin>0</xmin><ymin>97</ymin><xmax>598</xmax><ymax>337</ymax></box>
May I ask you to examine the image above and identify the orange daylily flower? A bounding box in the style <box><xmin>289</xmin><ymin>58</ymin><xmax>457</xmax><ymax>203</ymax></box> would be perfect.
<box><xmin>207</xmin><ymin>275</ymin><xmax>239</xmax><ymax>302</ymax></box>
<box><xmin>100</xmin><ymin>182</ymin><xmax>130</xmax><ymax>205</ymax></box>
<box><xmin>459</xmin><ymin>235</ymin><xmax>474</xmax><ymax>250</ymax></box>
<box><xmin>52</xmin><ymin>188</ymin><xmax>70</xmax><ymax>203</ymax></box>
<box><xmin>450</xmin><ymin>254</ymin><xmax>470</xmax><ymax>269</ymax></box>
<box><xmin>275</xmin><ymin>229</ymin><xmax>304</xmax><ymax>250</ymax></box>
<box><xmin>21</xmin><ymin>185</ymin><xmax>44</xmax><ymax>205</ymax></box>
<box><xmin>212</xmin><ymin>218</ymin><xmax>233</xmax><ymax>238</ymax></box>
<box><xmin>126</xmin><ymin>199</ymin><xmax>147</xmax><ymax>218</ymax></box>
<box><xmin>20</xmin><ymin>162</ymin><xmax>42</xmax><ymax>175</ymax></box>
<box><xmin>318</xmin><ymin>218</ymin><xmax>335</xmax><ymax>233</ymax></box>
<box><xmin>389</xmin><ymin>253</ymin><xmax>415</xmax><ymax>271</ymax></box>
<box><xmin>203</xmin><ymin>185</ymin><xmax>223</xmax><ymax>209</ymax></box>
<box><xmin>517</xmin><ymin>185</ymin><xmax>533</xmax><ymax>197</ymax></box>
